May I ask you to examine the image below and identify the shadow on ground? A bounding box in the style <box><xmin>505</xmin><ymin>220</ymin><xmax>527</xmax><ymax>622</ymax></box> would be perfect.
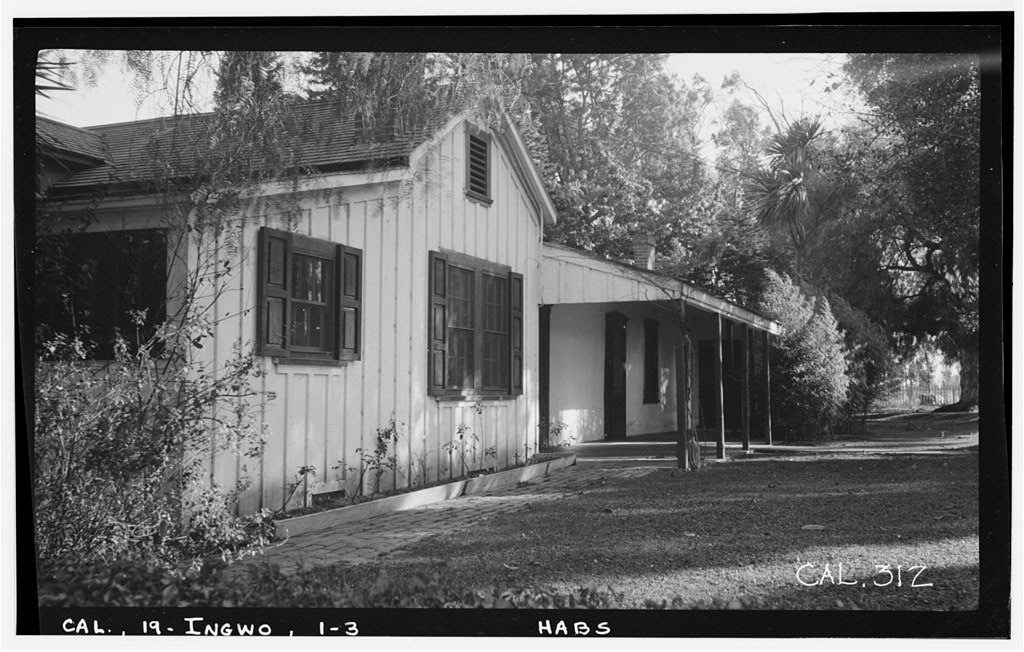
<box><xmin>337</xmin><ymin>450</ymin><xmax>979</xmax><ymax>610</ymax></box>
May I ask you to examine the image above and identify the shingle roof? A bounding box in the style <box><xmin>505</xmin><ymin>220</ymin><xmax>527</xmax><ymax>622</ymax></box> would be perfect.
<box><xmin>40</xmin><ymin>100</ymin><xmax>441</xmax><ymax>197</ymax></box>
<box><xmin>36</xmin><ymin>116</ymin><xmax>106</xmax><ymax>163</ymax></box>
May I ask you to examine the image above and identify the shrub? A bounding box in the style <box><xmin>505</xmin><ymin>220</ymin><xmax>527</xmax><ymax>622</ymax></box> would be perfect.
<box><xmin>33</xmin><ymin>330</ymin><xmax>271</xmax><ymax>572</ymax></box>
<box><xmin>829</xmin><ymin>294</ymin><xmax>897</xmax><ymax>429</ymax></box>
<box><xmin>37</xmin><ymin>561</ymin><xmax>629</xmax><ymax>608</ymax></box>
<box><xmin>758</xmin><ymin>270</ymin><xmax>849</xmax><ymax>439</ymax></box>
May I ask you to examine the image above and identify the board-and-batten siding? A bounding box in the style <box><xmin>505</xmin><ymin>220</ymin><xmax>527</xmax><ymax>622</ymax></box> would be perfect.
<box><xmin>202</xmin><ymin>119</ymin><xmax>541</xmax><ymax>514</ymax></box>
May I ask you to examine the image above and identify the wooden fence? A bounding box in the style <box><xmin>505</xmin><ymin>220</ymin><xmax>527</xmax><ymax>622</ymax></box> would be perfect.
<box><xmin>876</xmin><ymin>381</ymin><xmax>960</xmax><ymax>410</ymax></box>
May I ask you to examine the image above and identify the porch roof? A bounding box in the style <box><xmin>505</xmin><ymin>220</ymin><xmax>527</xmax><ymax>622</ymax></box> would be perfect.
<box><xmin>540</xmin><ymin>242</ymin><xmax>781</xmax><ymax>334</ymax></box>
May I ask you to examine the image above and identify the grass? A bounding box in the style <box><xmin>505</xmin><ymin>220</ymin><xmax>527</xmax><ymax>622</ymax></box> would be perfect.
<box><xmin>325</xmin><ymin>445</ymin><xmax>978</xmax><ymax>609</ymax></box>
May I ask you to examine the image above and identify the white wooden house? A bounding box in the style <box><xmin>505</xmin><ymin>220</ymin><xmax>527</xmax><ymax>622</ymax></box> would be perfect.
<box><xmin>36</xmin><ymin>102</ymin><xmax>779</xmax><ymax>516</ymax></box>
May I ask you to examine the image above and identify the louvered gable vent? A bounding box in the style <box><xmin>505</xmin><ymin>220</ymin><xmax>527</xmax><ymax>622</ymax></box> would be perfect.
<box><xmin>466</xmin><ymin>130</ymin><xmax>492</xmax><ymax>203</ymax></box>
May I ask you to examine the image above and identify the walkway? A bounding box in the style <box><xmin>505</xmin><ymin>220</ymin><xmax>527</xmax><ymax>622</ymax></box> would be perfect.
<box><xmin>238</xmin><ymin>464</ymin><xmax>656</xmax><ymax>573</ymax></box>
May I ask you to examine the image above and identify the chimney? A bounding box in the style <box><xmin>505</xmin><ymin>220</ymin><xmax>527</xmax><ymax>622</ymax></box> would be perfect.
<box><xmin>632</xmin><ymin>236</ymin><xmax>656</xmax><ymax>271</ymax></box>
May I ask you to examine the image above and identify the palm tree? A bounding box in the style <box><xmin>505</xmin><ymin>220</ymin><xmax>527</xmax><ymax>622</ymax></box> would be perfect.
<box><xmin>36</xmin><ymin>52</ymin><xmax>74</xmax><ymax>98</ymax></box>
<box><xmin>745</xmin><ymin>117</ymin><xmax>847</xmax><ymax>275</ymax></box>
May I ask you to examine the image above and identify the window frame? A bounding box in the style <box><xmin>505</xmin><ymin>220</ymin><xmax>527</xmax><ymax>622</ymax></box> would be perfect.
<box><xmin>428</xmin><ymin>249</ymin><xmax>522</xmax><ymax>400</ymax></box>
<box><xmin>256</xmin><ymin>226</ymin><xmax>361</xmax><ymax>365</ymax></box>
<box><xmin>464</xmin><ymin>125</ymin><xmax>493</xmax><ymax>207</ymax></box>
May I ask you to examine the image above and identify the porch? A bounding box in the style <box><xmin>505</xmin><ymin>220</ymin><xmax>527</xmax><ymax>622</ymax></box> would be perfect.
<box><xmin>539</xmin><ymin>243</ymin><xmax>781</xmax><ymax>460</ymax></box>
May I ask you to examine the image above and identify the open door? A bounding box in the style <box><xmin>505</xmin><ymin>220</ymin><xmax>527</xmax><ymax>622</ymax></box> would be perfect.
<box><xmin>604</xmin><ymin>311</ymin><xmax>628</xmax><ymax>439</ymax></box>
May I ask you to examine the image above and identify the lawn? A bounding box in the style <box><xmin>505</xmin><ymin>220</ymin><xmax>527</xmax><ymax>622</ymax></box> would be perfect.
<box><xmin>329</xmin><ymin>444</ymin><xmax>979</xmax><ymax>610</ymax></box>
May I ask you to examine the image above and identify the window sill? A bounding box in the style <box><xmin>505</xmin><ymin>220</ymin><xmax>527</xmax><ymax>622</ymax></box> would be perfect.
<box><xmin>270</xmin><ymin>356</ymin><xmax>358</xmax><ymax>368</ymax></box>
<box><xmin>432</xmin><ymin>392</ymin><xmax>520</xmax><ymax>403</ymax></box>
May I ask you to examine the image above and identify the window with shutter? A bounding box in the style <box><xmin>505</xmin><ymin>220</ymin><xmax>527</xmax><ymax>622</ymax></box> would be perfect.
<box><xmin>428</xmin><ymin>250</ymin><xmax>522</xmax><ymax>398</ymax></box>
<box><xmin>465</xmin><ymin>128</ymin><xmax>493</xmax><ymax>205</ymax></box>
<box><xmin>257</xmin><ymin>226</ymin><xmax>361</xmax><ymax>363</ymax></box>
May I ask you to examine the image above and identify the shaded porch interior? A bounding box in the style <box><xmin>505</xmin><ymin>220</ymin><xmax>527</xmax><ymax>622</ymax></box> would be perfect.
<box><xmin>540</xmin><ymin>299</ymin><xmax>774</xmax><ymax>459</ymax></box>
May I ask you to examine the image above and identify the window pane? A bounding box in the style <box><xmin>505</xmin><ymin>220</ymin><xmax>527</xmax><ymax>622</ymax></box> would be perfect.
<box><xmin>448</xmin><ymin>267</ymin><xmax>473</xmax><ymax>328</ymax></box>
<box><xmin>447</xmin><ymin>328</ymin><xmax>474</xmax><ymax>389</ymax></box>
<box><xmin>432</xmin><ymin>350</ymin><xmax>445</xmax><ymax>387</ymax></box>
<box><xmin>483</xmin><ymin>274</ymin><xmax>507</xmax><ymax>332</ymax></box>
<box><xmin>291</xmin><ymin>303</ymin><xmax>326</xmax><ymax>348</ymax></box>
<box><xmin>483</xmin><ymin>332</ymin><xmax>508</xmax><ymax>388</ymax></box>
<box><xmin>292</xmin><ymin>255</ymin><xmax>331</xmax><ymax>303</ymax></box>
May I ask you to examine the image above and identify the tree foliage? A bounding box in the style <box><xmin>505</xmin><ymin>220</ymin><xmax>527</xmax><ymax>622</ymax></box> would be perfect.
<box><xmin>302</xmin><ymin>52</ymin><xmax>533</xmax><ymax>137</ymax></box>
<box><xmin>829</xmin><ymin>293</ymin><xmax>897</xmax><ymax>425</ymax></box>
<box><xmin>758</xmin><ymin>270</ymin><xmax>849</xmax><ymax>439</ymax></box>
<box><xmin>744</xmin><ymin>117</ymin><xmax>852</xmax><ymax>274</ymax></box>
<box><xmin>523</xmin><ymin>54</ymin><xmax>709</xmax><ymax>260</ymax></box>
<box><xmin>842</xmin><ymin>53</ymin><xmax>979</xmax><ymax>408</ymax></box>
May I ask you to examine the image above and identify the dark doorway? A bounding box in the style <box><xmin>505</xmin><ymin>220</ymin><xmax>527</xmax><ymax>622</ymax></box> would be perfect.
<box><xmin>539</xmin><ymin>305</ymin><xmax>551</xmax><ymax>448</ymax></box>
<box><xmin>604</xmin><ymin>311</ymin><xmax>628</xmax><ymax>439</ymax></box>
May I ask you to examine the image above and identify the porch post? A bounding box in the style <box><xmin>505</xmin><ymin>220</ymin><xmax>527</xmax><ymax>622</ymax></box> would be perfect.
<box><xmin>715</xmin><ymin>313</ymin><xmax>726</xmax><ymax>459</ymax></box>
<box><xmin>674</xmin><ymin>302</ymin><xmax>691</xmax><ymax>469</ymax></box>
<box><xmin>741</xmin><ymin>324</ymin><xmax>750</xmax><ymax>452</ymax></box>
<box><xmin>763</xmin><ymin>330</ymin><xmax>772</xmax><ymax>445</ymax></box>
<box><xmin>724</xmin><ymin>318</ymin><xmax>733</xmax><ymax>440</ymax></box>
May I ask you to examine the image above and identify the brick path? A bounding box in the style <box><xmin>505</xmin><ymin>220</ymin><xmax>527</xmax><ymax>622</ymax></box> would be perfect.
<box><xmin>236</xmin><ymin>463</ymin><xmax>657</xmax><ymax>574</ymax></box>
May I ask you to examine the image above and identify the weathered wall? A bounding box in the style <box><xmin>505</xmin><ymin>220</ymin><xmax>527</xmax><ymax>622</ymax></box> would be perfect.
<box><xmin>548</xmin><ymin>301</ymin><xmax>688</xmax><ymax>442</ymax></box>
<box><xmin>191</xmin><ymin>117</ymin><xmax>544</xmax><ymax>514</ymax></box>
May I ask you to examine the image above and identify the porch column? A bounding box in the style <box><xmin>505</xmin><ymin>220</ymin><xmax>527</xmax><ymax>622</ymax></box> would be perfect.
<box><xmin>724</xmin><ymin>319</ymin><xmax>733</xmax><ymax>440</ymax></box>
<box><xmin>741</xmin><ymin>324</ymin><xmax>750</xmax><ymax>452</ymax></box>
<box><xmin>763</xmin><ymin>330</ymin><xmax>773</xmax><ymax>445</ymax></box>
<box><xmin>715</xmin><ymin>313</ymin><xmax>726</xmax><ymax>459</ymax></box>
<box><xmin>674</xmin><ymin>302</ymin><xmax>691</xmax><ymax>469</ymax></box>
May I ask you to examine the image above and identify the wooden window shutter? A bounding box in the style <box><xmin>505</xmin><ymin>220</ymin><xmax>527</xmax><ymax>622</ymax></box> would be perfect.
<box><xmin>509</xmin><ymin>271</ymin><xmax>524</xmax><ymax>395</ymax></box>
<box><xmin>257</xmin><ymin>227</ymin><xmax>289</xmax><ymax>357</ymax></box>
<box><xmin>340</xmin><ymin>245</ymin><xmax>361</xmax><ymax>359</ymax></box>
<box><xmin>428</xmin><ymin>251</ymin><xmax>448</xmax><ymax>395</ymax></box>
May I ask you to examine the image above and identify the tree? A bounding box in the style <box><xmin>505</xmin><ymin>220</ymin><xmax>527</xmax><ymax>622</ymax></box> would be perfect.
<box><xmin>522</xmin><ymin>54</ymin><xmax>709</xmax><ymax>260</ymax></box>
<box><xmin>662</xmin><ymin>97</ymin><xmax>785</xmax><ymax>307</ymax></box>
<box><xmin>301</xmin><ymin>52</ymin><xmax>532</xmax><ymax>139</ymax></box>
<box><xmin>758</xmin><ymin>270</ymin><xmax>849</xmax><ymax>439</ymax></box>
<box><xmin>830</xmin><ymin>293</ymin><xmax>897</xmax><ymax>429</ymax></box>
<box><xmin>843</xmin><ymin>53</ymin><xmax>979</xmax><ymax>410</ymax></box>
<box><xmin>744</xmin><ymin>117</ymin><xmax>851</xmax><ymax>275</ymax></box>
<box><xmin>35</xmin><ymin>50</ymin><xmax>74</xmax><ymax>97</ymax></box>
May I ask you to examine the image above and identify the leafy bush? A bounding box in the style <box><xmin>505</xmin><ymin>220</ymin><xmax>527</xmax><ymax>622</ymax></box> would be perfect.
<box><xmin>758</xmin><ymin>270</ymin><xmax>849</xmax><ymax>439</ymax></box>
<box><xmin>38</xmin><ymin>561</ymin><xmax>629</xmax><ymax>608</ymax></box>
<box><xmin>34</xmin><ymin>330</ymin><xmax>271</xmax><ymax>572</ymax></box>
<box><xmin>829</xmin><ymin>294</ymin><xmax>897</xmax><ymax>428</ymax></box>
